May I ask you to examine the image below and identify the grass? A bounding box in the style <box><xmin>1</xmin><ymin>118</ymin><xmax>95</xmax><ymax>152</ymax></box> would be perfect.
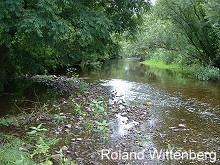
<box><xmin>141</xmin><ymin>60</ymin><xmax>220</xmax><ymax>80</ymax></box>
<box><xmin>141</xmin><ymin>60</ymin><xmax>185</xmax><ymax>73</ymax></box>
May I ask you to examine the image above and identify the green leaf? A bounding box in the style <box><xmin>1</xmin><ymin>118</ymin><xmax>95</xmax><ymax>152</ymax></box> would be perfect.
<box><xmin>27</xmin><ymin>130</ymin><xmax>37</xmax><ymax>135</ymax></box>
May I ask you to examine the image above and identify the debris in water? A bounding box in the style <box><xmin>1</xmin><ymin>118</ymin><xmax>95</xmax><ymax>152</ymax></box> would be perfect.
<box><xmin>144</xmin><ymin>102</ymin><xmax>153</xmax><ymax>106</ymax></box>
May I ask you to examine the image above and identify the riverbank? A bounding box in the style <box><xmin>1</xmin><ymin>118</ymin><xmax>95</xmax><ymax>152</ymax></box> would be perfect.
<box><xmin>141</xmin><ymin>60</ymin><xmax>184</xmax><ymax>72</ymax></box>
<box><xmin>0</xmin><ymin>76</ymin><xmax>112</xmax><ymax>164</ymax></box>
<box><xmin>0</xmin><ymin>75</ymin><xmax>150</xmax><ymax>164</ymax></box>
<box><xmin>141</xmin><ymin>60</ymin><xmax>220</xmax><ymax>81</ymax></box>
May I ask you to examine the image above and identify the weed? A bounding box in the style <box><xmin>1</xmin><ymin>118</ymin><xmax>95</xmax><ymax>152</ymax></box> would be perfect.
<box><xmin>27</xmin><ymin>123</ymin><xmax>48</xmax><ymax>135</ymax></box>
<box><xmin>90</xmin><ymin>100</ymin><xmax>108</xmax><ymax>117</ymax></box>
<box><xmin>54</xmin><ymin>114</ymin><xmax>67</xmax><ymax>124</ymax></box>
<box><xmin>0</xmin><ymin>115</ymin><xmax>25</xmax><ymax>126</ymax></box>
<box><xmin>0</xmin><ymin>135</ymin><xmax>36</xmax><ymax>165</ymax></box>
<box><xmin>78</xmin><ymin>81</ymin><xmax>88</xmax><ymax>94</ymax></box>
<box><xmin>84</xmin><ymin>118</ymin><xmax>93</xmax><ymax>130</ymax></box>
<box><xmin>74</xmin><ymin>103</ymin><xmax>83</xmax><ymax>115</ymax></box>
<box><xmin>31</xmin><ymin>137</ymin><xmax>59</xmax><ymax>159</ymax></box>
<box><xmin>94</xmin><ymin>120</ymin><xmax>113</xmax><ymax>133</ymax></box>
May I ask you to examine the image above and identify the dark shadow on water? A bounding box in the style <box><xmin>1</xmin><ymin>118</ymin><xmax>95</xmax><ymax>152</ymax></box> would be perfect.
<box><xmin>0</xmin><ymin>79</ymin><xmax>57</xmax><ymax>116</ymax></box>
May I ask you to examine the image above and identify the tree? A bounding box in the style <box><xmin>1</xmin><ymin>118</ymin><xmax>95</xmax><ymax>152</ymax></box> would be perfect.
<box><xmin>0</xmin><ymin>0</ymin><xmax>150</xmax><ymax>92</ymax></box>
<box><xmin>154</xmin><ymin>0</ymin><xmax>219</xmax><ymax>66</ymax></box>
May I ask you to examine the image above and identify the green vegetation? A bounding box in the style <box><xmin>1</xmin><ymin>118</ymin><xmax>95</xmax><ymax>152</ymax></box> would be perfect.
<box><xmin>27</xmin><ymin>123</ymin><xmax>48</xmax><ymax>135</ymax></box>
<box><xmin>0</xmin><ymin>78</ymin><xmax>114</xmax><ymax>164</ymax></box>
<box><xmin>141</xmin><ymin>60</ymin><xmax>220</xmax><ymax>80</ymax></box>
<box><xmin>0</xmin><ymin>115</ymin><xmax>25</xmax><ymax>126</ymax></box>
<box><xmin>122</xmin><ymin>0</ymin><xmax>220</xmax><ymax>81</ymax></box>
<box><xmin>0</xmin><ymin>135</ymin><xmax>36</xmax><ymax>165</ymax></box>
<box><xmin>0</xmin><ymin>0</ymin><xmax>150</xmax><ymax>93</ymax></box>
<box><xmin>141</xmin><ymin>60</ymin><xmax>184</xmax><ymax>72</ymax></box>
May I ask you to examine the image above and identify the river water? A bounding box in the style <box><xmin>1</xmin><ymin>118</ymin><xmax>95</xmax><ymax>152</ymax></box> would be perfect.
<box><xmin>0</xmin><ymin>58</ymin><xmax>219</xmax><ymax>164</ymax></box>
<box><xmin>79</xmin><ymin>58</ymin><xmax>220</xmax><ymax>164</ymax></box>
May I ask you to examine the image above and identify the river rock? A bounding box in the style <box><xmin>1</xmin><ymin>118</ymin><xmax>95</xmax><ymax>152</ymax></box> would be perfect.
<box><xmin>178</xmin><ymin>124</ymin><xmax>186</xmax><ymax>128</ymax></box>
<box><xmin>120</xmin><ymin>112</ymin><xmax>127</xmax><ymax>116</ymax></box>
<box><xmin>144</xmin><ymin>102</ymin><xmax>153</xmax><ymax>106</ymax></box>
<box><xmin>61</xmin><ymin>146</ymin><xmax>68</xmax><ymax>151</ymax></box>
<box><xmin>18</xmin><ymin>147</ymin><xmax>28</xmax><ymax>152</ymax></box>
<box><xmin>76</xmin><ymin>138</ymin><xmax>83</xmax><ymax>141</ymax></box>
<box><xmin>64</xmin><ymin>124</ymin><xmax>72</xmax><ymax>128</ymax></box>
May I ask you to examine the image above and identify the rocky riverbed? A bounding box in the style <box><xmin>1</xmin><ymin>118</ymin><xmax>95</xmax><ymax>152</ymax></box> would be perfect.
<box><xmin>0</xmin><ymin>75</ymin><xmax>151</xmax><ymax>165</ymax></box>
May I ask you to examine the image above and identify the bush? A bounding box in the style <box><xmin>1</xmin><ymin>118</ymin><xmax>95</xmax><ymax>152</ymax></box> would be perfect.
<box><xmin>194</xmin><ymin>65</ymin><xmax>220</xmax><ymax>81</ymax></box>
<box><xmin>146</xmin><ymin>50</ymin><xmax>177</xmax><ymax>65</ymax></box>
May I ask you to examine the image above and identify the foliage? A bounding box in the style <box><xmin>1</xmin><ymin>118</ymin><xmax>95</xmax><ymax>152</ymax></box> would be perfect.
<box><xmin>141</xmin><ymin>60</ymin><xmax>184</xmax><ymax>72</ymax></box>
<box><xmin>141</xmin><ymin>59</ymin><xmax>220</xmax><ymax>80</ymax></box>
<box><xmin>78</xmin><ymin>81</ymin><xmax>88</xmax><ymax>94</ymax></box>
<box><xmin>31</xmin><ymin>137</ymin><xmax>58</xmax><ymax>159</ymax></box>
<box><xmin>0</xmin><ymin>115</ymin><xmax>25</xmax><ymax>126</ymax></box>
<box><xmin>122</xmin><ymin>0</ymin><xmax>220</xmax><ymax>80</ymax></box>
<box><xmin>91</xmin><ymin>100</ymin><xmax>108</xmax><ymax>117</ymax></box>
<box><xmin>0</xmin><ymin>135</ymin><xmax>37</xmax><ymax>165</ymax></box>
<box><xmin>154</xmin><ymin>0</ymin><xmax>219</xmax><ymax>66</ymax></box>
<box><xmin>204</xmin><ymin>0</ymin><xmax>220</xmax><ymax>38</ymax></box>
<box><xmin>193</xmin><ymin>65</ymin><xmax>220</xmax><ymax>80</ymax></box>
<box><xmin>27</xmin><ymin>123</ymin><xmax>48</xmax><ymax>135</ymax></box>
<box><xmin>0</xmin><ymin>0</ymin><xmax>150</xmax><ymax>92</ymax></box>
<box><xmin>54</xmin><ymin>114</ymin><xmax>67</xmax><ymax>124</ymax></box>
<box><xmin>94</xmin><ymin>120</ymin><xmax>113</xmax><ymax>132</ymax></box>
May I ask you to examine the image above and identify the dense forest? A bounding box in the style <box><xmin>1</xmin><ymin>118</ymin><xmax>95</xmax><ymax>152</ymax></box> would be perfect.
<box><xmin>123</xmin><ymin>0</ymin><xmax>220</xmax><ymax>80</ymax></box>
<box><xmin>0</xmin><ymin>0</ymin><xmax>150</xmax><ymax>92</ymax></box>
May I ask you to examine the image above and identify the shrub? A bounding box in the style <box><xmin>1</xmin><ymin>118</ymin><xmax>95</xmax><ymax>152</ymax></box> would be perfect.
<box><xmin>195</xmin><ymin>65</ymin><xmax>220</xmax><ymax>81</ymax></box>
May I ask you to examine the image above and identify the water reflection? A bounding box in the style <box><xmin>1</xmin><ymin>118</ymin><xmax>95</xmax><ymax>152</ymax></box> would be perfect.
<box><xmin>79</xmin><ymin>58</ymin><xmax>220</xmax><ymax>164</ymax></box>
<box><xmin>80</xmin><ymin>59</ymin><xmax>220</xmax><ymax>113</ymax></box>
<box><xmin>0</xmin><ymin>79</ymin><xmax>57</xmax><ymax>116</ymax></box>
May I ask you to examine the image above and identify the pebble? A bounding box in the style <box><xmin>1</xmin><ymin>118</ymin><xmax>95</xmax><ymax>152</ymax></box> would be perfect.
<box><xmin>178</xmin><ymin>124</ymin><xmax>186</xmax><ymax>128</ymax></box>
<box><xmin>18</xmin><ymin>147</ymin><xmax>28</xmax><ymax>152</ymax></box>
<box><xmin>169</xmin><ymin>127</ymin><xmax>176</xmax><ymax>129</ymax></box>
<box><xmin>144</xmin><ymin>102</ymin><xmax>153</xmax><ymax>106</ymax></box>
<box><xmin>61</xmin><ymin>146</ymin><xmax>68</xmax><ymax>151</ymax></box>
<box><xmin>64</xmin><ymin>124</ymin><xmax>72</xmax><ymax>128</ymax></box>
<box><xmin>76</xmin><ymin>138</ymin><xmax>83</xmax><ymax>141</ymax></box>
<box><xmin>64</xmin><ymin>129</ymin><xmax>70</xmax><ymax>133</ymax></box>
<box><xmin>120</xmin><ymin>112</ymin><xmax>127</xmax><ymax>116</ymax></box>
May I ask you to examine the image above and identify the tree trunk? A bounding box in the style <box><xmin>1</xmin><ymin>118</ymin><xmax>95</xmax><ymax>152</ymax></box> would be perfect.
<box><xmin>0</xmin><ymin>44</ymin><xmax>9</xmax><ymax>63</ymax></box>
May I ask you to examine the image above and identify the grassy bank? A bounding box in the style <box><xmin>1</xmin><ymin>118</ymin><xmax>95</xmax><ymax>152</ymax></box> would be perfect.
<box><xmin>141</xmin><ymin>60</ymin><xmax>185</xmax><ymax>73</ymax></box>
<box><xmin>141</xmin><ymin>60</ymin><xmax>220</xmax><ymax>81</ymax></box>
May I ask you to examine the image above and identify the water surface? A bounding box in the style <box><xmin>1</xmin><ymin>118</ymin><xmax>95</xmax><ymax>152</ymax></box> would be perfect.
<box><xmin>79</xmin><ymin>58</ymin><xmax>220</xmax><ymax>164</ymax></box>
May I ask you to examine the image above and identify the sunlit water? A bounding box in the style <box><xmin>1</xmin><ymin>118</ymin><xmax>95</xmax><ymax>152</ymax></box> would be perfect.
<box><xmin>79</xmin><ymin>58</ymin><xmax>220</xmax><ymax>164</ymax></box>
<box><xmin>0</xmin><ymin>58</ymin><xmax>219</xmax><ymax>164</ymax></box>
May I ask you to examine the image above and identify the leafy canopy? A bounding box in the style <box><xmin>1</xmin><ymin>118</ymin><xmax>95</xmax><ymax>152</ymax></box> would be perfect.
<box><xmin>0</xmin><ymin>0</ymin><xmax>150</xmax><ymax>92</ymax></box>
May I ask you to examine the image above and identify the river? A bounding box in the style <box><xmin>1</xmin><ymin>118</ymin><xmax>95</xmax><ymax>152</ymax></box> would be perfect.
<box><xmin>79</xmin><ymin>58</ymin><xmax>220</xmax><ymax>164</ymax></box>
<box><xmin>0</xmin><ymin>58</ymin><xmax>219</xmax><ymax>164</ymax></box>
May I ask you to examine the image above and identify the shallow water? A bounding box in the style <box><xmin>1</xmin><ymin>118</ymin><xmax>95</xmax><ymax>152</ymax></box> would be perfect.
<box><xmin>79</xmin><ymin>58</ymin><xmax>220</xmax><ymax>164</ymax></box>
<box><xmin>0</xmin><ymin>58</ymin><xmax>219</xmax><ymax>164</ymax></box>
